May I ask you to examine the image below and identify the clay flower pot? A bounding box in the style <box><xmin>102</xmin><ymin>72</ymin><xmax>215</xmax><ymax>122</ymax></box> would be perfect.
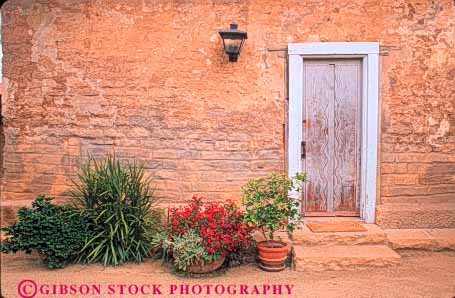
<box><xmin>184</xmin><ymin>255</ymin><xmax>226</xmax><ymax>274</ymax></box>
<box><xmin>256</xmin><ymin>240</ymin><xmax>288</xmax><ymax>272</ymax></box>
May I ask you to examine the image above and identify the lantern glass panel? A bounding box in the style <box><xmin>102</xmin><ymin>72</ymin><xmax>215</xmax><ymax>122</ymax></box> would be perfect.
<box><xmin>223</xmin><ymin>38</ymin><xmax>244</xmax><ymax>55</ymax></box>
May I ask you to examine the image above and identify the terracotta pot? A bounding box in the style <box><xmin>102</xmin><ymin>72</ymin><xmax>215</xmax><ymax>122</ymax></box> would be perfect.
<box><xmin>184</xmin><ymin>255</ymin><xmax>226</xmax><ymax>274</ymax></box>
<box><xmin>256</xmin><ymin>241</ymin><xmax>288</xmax><ymax>272</ymax></box>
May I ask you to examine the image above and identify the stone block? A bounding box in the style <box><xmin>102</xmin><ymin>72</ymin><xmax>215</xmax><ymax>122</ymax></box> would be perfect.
<box><xmin>376</xmin><ymin>203</ymin><xmax>455</xmax><ymax>229</ymax></box>
<box><xmin>386</xmin><ymin>229</ymin><xmax>435</xmax><ymax>250</ymax></box>
<box><xmin>293</xmin><ymin>245</ymin><xmax>401</xmax><ymax>272</ymax></box>
<box><xmin>427</xmin><ymin>229</ymin><xmax>455</xmax><ymax>250</ymax></box>
<box><xmin>385</xmin><ymin>228</ymin><xmax>455</xmax><ymax>251</ymax></box>
<box><xmin>292</xmin><ymin>224</ymin><xmax>387</xmax><ymax>246</ymax></box>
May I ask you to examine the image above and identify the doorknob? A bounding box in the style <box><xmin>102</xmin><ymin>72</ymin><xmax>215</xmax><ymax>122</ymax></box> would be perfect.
<box><xmin>301</xmin><ymin>141</ymin><xmax>306</xmax><ymax>159</ymax></box>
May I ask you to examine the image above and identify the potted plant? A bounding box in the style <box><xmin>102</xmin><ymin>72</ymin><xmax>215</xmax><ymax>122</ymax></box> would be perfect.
<box><xmin>152</xmin><ymin>195</ymin><xmax>255</xmax><ymax>274</ymax></box>
<box><xmin>242</xmin><ymin>172</ymin><xmax>306</xmax><ymax>272</ymax></box>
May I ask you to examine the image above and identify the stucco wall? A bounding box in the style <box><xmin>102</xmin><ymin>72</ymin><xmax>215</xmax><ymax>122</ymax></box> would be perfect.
<box><xmin>1</xmin><ymin>0</ymin><xmax>455</xmax><ymax>228</ymax></box>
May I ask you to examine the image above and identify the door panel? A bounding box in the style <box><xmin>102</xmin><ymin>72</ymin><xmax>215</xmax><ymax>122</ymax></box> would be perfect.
<box><xmin>302</xmin><ymin>59</ymin><xmax>361</xmax><ymax>215</ymax></box>
<box><xmin>333</xmin><ymin>63</ymin><xmax>361</xmax><ymax>212</ymax></box>
<box><xmin>302</xmin><ymin>63</ymin><xmax>334</xmax><ymax>212</ymax></box>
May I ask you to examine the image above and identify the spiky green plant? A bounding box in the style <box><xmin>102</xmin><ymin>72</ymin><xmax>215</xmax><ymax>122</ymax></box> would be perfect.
<box><xmin>69</xmin><ymin>155</ymin><xmax>160</xmax><ymax>266</ymax></box>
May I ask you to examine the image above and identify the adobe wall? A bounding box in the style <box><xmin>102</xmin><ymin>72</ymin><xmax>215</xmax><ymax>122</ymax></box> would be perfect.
<box><xmin>1</xmin><ymin>0</ymin><xmax>454</xmax><ymax>228</ymax></box>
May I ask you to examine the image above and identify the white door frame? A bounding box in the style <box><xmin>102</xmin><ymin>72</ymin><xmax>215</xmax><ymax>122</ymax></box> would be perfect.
<box><xmin>288</xmin><ymin>42</ymin><xmax>380</xmax><ymax>223</ymax></box>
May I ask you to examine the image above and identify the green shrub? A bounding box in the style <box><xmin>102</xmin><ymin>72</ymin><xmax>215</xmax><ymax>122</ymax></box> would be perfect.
<box><xmin>1</xmin><ymin>195</ymin><xmax>89</xmax><ymax>269</ymax></box>
<box><xmin>153</xmin><ymin>229</ymin><xmax>208</xmax><ymax>271</ymax></box>
<box><xmin>242</xmin><ymin>172</ymin><xmax>306</xmax><ymax>242</ymax></box>
<box><xmin>69</xmin><ymin>155</ymin><xmax>159</xmax><ymax>266</ymax></box>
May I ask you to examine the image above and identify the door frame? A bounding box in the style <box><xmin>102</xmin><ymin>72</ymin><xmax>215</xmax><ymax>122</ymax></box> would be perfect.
<box><xmin>288</xmin><ymin>42</ymin><xmax>380</xmax><ymax>223</ymax></box>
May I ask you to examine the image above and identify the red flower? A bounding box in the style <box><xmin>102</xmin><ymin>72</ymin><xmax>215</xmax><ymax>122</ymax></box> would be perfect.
<box><xmin>166</xmin><ymin>195</ymin><xmax>256</xmax><ymax>257</ymax></box>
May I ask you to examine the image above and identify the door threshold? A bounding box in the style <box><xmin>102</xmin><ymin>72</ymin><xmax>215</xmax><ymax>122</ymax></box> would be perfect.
<box><xmin>304</xmin><ymin>211</ymin><xmax>360</xmax><ymax>217</ymax></box>
<box><xmin>303</xmin><ymin>216</ymin><xmax>362</xmax><ymax>223</ymax></box>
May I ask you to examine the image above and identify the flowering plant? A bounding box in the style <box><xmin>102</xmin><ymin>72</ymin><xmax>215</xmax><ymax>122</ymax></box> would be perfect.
<box><xmin>152</xmin><ymin>195</ymin><xmax>255</xmax><ymax>271</ymax></box>
<box><xmin>242</xmin><ymin>172</ymin><xmax>306</xmax><ymax>243</ymax></box>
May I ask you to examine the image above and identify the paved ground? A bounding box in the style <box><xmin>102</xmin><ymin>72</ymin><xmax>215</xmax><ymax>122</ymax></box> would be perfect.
<box><xmin>1</xmin><ymin>251</ymin><xmax>455</xmax><ymax>298</ymax></box>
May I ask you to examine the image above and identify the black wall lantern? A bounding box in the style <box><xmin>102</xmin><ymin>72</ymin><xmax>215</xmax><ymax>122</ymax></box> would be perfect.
<box><xmin>219</xmin><ymin>23</ymin><xmax>248</xmax><ymax>62</ymax></box>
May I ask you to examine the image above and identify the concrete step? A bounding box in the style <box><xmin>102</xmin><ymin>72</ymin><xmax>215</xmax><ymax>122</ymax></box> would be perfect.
<box><xmin>293</xmin><ymin>245</ymin><xmax>401</xmax><ymax>272</ymax></box>
<box><xmin>292</xmin><ymin>223</ymin><xmax>387</xmax><ymax>246</ymax></box>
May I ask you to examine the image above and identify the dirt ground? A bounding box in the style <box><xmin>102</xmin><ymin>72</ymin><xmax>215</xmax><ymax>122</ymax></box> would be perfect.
<box><xmin>1</xmin><ymin>251</ymin><xmax>455</xmax><ymax>298</ymax></box>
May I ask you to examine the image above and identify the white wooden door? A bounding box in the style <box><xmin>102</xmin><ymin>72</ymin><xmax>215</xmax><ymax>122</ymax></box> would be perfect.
<box><xmin>302</xmin><ymin>59</ymin><xmax>362</xmax><ymax>216</ymax></box>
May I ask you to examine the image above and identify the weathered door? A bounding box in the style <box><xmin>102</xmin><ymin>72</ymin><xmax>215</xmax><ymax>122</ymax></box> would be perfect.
<box><xmin>302</xmin><ymin>59</ymin><xmax>361</xmax><ymax>216</ymax></box>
